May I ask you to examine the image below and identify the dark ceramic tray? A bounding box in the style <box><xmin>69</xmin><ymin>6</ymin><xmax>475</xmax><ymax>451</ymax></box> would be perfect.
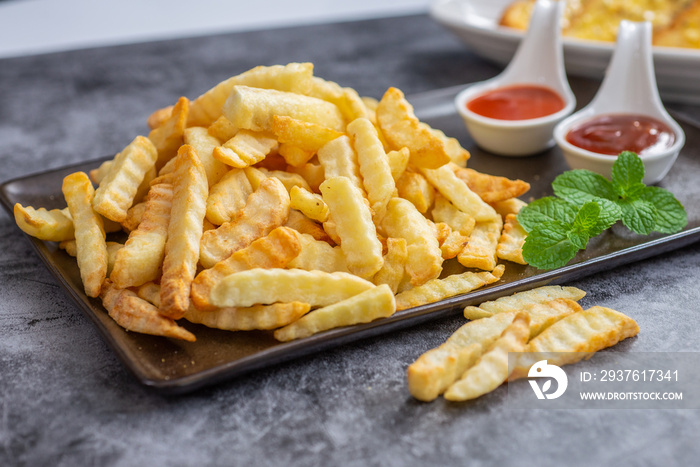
<box><xmin>2</xmin><ymin>80</ymin><xmax>700</xmax><ymax>394</ymax></box>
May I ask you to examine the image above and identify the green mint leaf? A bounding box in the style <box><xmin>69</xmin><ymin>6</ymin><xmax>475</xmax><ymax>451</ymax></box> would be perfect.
<box><xmin>522</xmin><ymin>221</ymin><xmax>581</xmax><ymax>270</ymax></box>
<box><xmin>640</xmin><ymin>186</ymin><xmax>688</xmax><ymax>233</ymax></box>
<box><xmin>611</xmin><ymin>151</ymin><xmax>645</xmax><ymax>198</ymax></box>
<box><xmin>567</xmin><ymin>230</ymin><xmax>590</xmax><ymax>250</ymax></box>
<box><xmin>517</xmin><ymin>197</ymin><xmax>577</xmax><ymax>233</ymax></box>
<box><xmin>571</xmin><ymin>201</ymin><xmax>601</xmax><ymax>235</ymax></box>
<box><xmin>552</xmin><ymin>169</ymin><xmax>617</xmax><ymax>203</ymax></box>
<box><xmin>618</xmin><ymin>198</ymin><xmax>657</xmax><ymax>235</ymax></box>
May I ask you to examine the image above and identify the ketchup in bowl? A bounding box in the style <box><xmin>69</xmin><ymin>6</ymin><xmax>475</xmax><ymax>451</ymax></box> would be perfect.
<box><xmin>565</xmin><ymin>114</ymin><xmax>675</xmax><ymax>156</ymax></box>
<box><xmin>466</xmin><ymin>85</ymin><xmax>566</xmax><ymax>121</ymax></box>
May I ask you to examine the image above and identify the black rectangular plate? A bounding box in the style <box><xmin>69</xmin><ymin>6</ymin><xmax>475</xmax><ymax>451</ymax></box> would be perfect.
<box><xmin>3</xmin><ymin>79</ymin><xmax>700</xmax><ymax>394</ymax></box>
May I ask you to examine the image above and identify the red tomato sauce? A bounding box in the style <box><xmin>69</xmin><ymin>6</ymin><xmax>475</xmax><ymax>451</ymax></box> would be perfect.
<box><xmin>566</xmin><ymin>114</ymin><xmax>675</xmax><ymax>156</ymax></box>
<box><xmin>466</xmin><ymin>85</ymin><xmax>566</xmax><ymax>120</ymax></box>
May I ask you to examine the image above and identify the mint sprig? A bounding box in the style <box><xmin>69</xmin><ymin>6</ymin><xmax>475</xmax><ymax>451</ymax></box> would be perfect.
<box><xmin>518</xmin><ymin>152</ymin><xmax>687</xmax><ymax>270</ymax></box>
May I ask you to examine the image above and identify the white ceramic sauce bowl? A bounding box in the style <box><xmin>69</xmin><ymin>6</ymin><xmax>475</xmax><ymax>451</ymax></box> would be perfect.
<box><xmin>455</xmin><ymin>0</ymin><xmax>575</xmax><ymax>157</ymax></box>
<box><xmin>554</xmin><ymin>21</ymin><xmax>685</xmax><ymax>185</ymax></box>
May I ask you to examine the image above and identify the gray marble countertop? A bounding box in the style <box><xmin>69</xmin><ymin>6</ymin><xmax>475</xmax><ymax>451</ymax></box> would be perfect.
<box><xmin>1</xmin><ymin>14</ymin><xmax>699</xmax><ymax>467</ymax></box>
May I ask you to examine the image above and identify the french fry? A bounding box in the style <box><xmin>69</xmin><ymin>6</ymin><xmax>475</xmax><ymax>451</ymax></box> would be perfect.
<box><xmin>372</xmin><ymin>237</ymin><xmax>408</xmax><ymax>294</ymax></box>
<box><xmin>89</xmin><ymin>160</ymin><xmax>112</xmax><ymax>184</ymax></box>
<box><xmin>396</xmin><ymin>171</ymin><xmax>435</xmax><ymax>214</ymax></box>
<box><xmin>62</xmin><ymin>172</ymin><xmax>108</xmax><ymax>297</ymax></box>
<box><xmin>444</xmin><ymin>312</ymin><xmax>530</xmax><ymax>401</ymax></box>
<box><xmin>496</xmin><ymin>213</ymin><xmax>528</xmax><ymax>265</ymax></box>
<box><xmin>13</xmin><ymin>204</ymin><xmax>74</xmax><ymax>241</ymax></box>
<box><xmin>243</xmin><ymin>166</ymin><xmax>267</xmax><ymax>190</ymax></box>
<box><xmin>290</xmin><ymin>185</ymin><xmax>329</xmax><ymax>223</ymax></box>
<box><xmin>183</xmin><ymin>127</ymin><xmax>229</xmax><ymax>187</ymax></box>
<box><xmin>407</xmin><ymin>312</ymin><xmax>518</xmax><ymax>402</ymax></box>
<box><xmin>148</xmin><ymin>96</ymin><xmax>189</xmax><ymax>170</ymax></box>
<box><xmin>101</xmin><ymin>280</ymin><xmax>195</xmax><ymax>342</ymax></box>
<box><xmin>60</xmin><ymin>240</ymin><xmax>122</xmax><ymax>275</ymax></box>
<box><xmin>439</xmin><ymin>227</ymin><xmax>469</xmax><ymax>260</ymax></box>
<box><xmin>431</xmin><ymin>195</ymin><xmax>476</xmax><ymax>237</ymax></box>
<box><xmin>278</xmin><ymin>143</ymin><xmax>315</xmax><ymax>168</ymax></box>
<box><xmin>509</xmin><ymin>306</ymin><xmax>640</xmax><ymax>380</ymax></box>
<box><xmin>160</xmin><ymin>145</ymin><xmax>208</xmax><ymax>319</ymax></box>
<box><xmin>205</xmin><ymin>169</ymin><xmax>253</xmax><ymax>225</ymax></box>
<box><xmin>320</xmin><ymin>176</ymin><xmax>384</xmax><ymax>279</ymax></box>
<box><xmin>395</xmin><ymin>265</ymin><xmax>504</xmax><ymax>311</ymax></box>
<box><xmin>452</xmin><ymin>166</ymin><xmax>530</xmax><ymax>204</ymax></box>
<box><xmin>92</xmin><ymin>135</ymin><xmax>158</xmax><ymax>223</ymax></box>
<box><xmin>122</xmin><ymin>201</ymin><xmax>147</xmax><ymax>232</ymax></box>
<box><xmin>347</xmin><ymin>118</ymin><xmax>396</xmax><ymax>219</ymax></box>
<box><xmin>420</xmin><ymin>164</ymin><xmax>498</xmax><ymax>222</ymax></box>
<box><xmin>287</xmin><ymin>231</ymin><xmax>348</xmax><ymax>273</ymax></box>
<box><xmin>491</xmin><ymin>198</ymin><xmax>528</xmax><ymax>219</ymax></box>
<box><xmin>188</xmin><ymin>62</ymin><xmax>315</xmax><ymax>127</ymax></box>
<box><xmin>317</xmin><ymin>135</ymin><xmax>364</xmax><ymax>193</ymax></box>
<box><xmin>387</xmin><ymin>147</ymin><xmax>410</xmax><ymax>182</ymax></box>
<box><xmin>271</xmin><ymin>115</ymin><xmax>343</xmax><ymax>153</ymax></box>
<box><xmin>427</xmin><ymin>127</ymin><xmax>470</xmax><ymax>166</ymax></box>
<box><xmin>199</xmin><ymin>177</ymin><xmax>290</xmax><ymax>268</ymax></box>
<box><xmin>213</xmin><ymin>130</ymin><xmax>278</xmax><ymax>168</ymax></box>
<box><xmin>110</xmin><ymin>182</ymin><xmax>173</xmax><ymax>288</ymax></box>
<box><xmin>306</xmin><ymin>75</ymin><xmax>370</xmax><ymax>122</ymax></box>
<box><xmin>191</xmin><ymin>226</ymin><xmax>301</xmax><ymax>311</ymax></box>
<box><xmin>464</xmin><ymin>285</ymin><xmax>587</xmax><ymax>320</ymax></box>
<box><xmin>185</xmin><ymin>302</ymin><xmax>312</xmax><ymax>331</ymax></box>
<box><xmin>223</xmin><ymin>85</ymin><xmax>345</xmax><ymax>133</ymax></box>
<box><xmin>285</xmin><ymin>209</ymin><xmax>334</xmax><ymax>243</ymax></box>
<box><xmin>286</xmin><ymin>162</ymin><xmax>325</xmax><ymax>192</ymax></box>
<box><xmin>457</xmin><ymin>216</ymin><xmax>504</xmax><ymax>271</ymax></box>
<box><xmin>207</xmin><ymin>116</ymin><xmax>239</xmax><ymax>142</ymax></box>
<box><xmin>256</xmin><ymin>168</ymin><xmax>311</xmax><ymax>193</ymax></box>
<box><xmin>147</xmin><ymin>104</ymin><xmax>174</xmax><ymax>130</ymax></box>
<box><xmin>211</xmin><ymin>269</ymin><xmax>376</xmax><ymax>308</ymax></box>
<box><xmin>376</xmin><ymin>87</ymin><xmax>451</xmax><ymax>169</ymax></box>
<box><xmin>273</xmin><ymin>284</ymin><xmax>396</xmax><ymax>342</ymax></box>
<box><xmin>523</xmin><ymin>298</ymin><xmax>584</xmax><ymax>338</ymax></box>
<box><xmin>380</xmin><ymin>197</ymin><xmax>442</xmax><ymax>286</ymax></box>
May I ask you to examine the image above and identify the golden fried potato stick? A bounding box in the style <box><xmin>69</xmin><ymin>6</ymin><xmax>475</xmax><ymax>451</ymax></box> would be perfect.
<box><xmin>278</xmin><ymin>143</ymin><xmax>315</xmax><ymax>168</ymax></box>
<box><xmin>148</xmin><ymin>96</ymin><xmax>189</xmax><ymax>170</ymax></box>
<box><xmin>444</xmin><ymin>312</ymin><xmax>530</xmax><ymax>401</ymax></box>
<box><xmin>431</xmin><ymin>195</ymin><xmax>476</xmax><ymax>237</ymax></box>
<box><xmin>183</xmin><ymin>127</ymin><xmax>229</xmax><ymax>187</ymax></box>
<box><xmin>199</xmin><ymin>177</ymin><xmax>290</xmax><ymax>269</ymax></box>
<box><xmin>110</xmin><ymin>182</ymin><xmax>173</xmax><ymax>288</ymax></box>
<box><xmin>285</xmin><ymin>209</ymin><xmax>334</xmax><ymax>243</ymax></box>
<box><xmin>191</xmin><ymin>226</ymin><xmax>301</xmax><ymax>311</ymax></box>
<box><xmin>396</xmin><ymin>171</ymin><xmax>435</xmax><ymax>214</ymax></box>
<box><xmin>286</xmin><ymin>162</ymin><xmax>325</xmax><ymax>193</ymax></box>
<box><xmin>395</xmin><ymin>265</ymin><xmax>504</xmax><ymax>311</ymax></box>
<box><xmin>380</xmin><ymin>197</ymin><xmax>442</xmax><ymax>286</ymax></box>
<box><xmin>147</xmin><ymin>104</ymin><xmax>175</xmax><ymax>130</ymax></box>
<box><xmin>224</xmin><ymin>85</ymin><xmax>345</xmax><ymax>133</ymax></box>
<box><xmin>372</xmin><ymin>237</ymin><xmax>408</xmax><ymax>294</ymax></box>
<box><xmin>187</xmin><ymin>62</ymin><xmax>314</xmax><ymax>127</ymax></box>
<box><xmin>497</xmin><ymin>214</ymin><xmax>528</xmax><ymax>265</ymax></box>
<box><xmin>427</xmin><ymin>127</ymin><xmax>470</xmax><ymax>166</ymax></box>
<box><xmin>317</xmin><ymin>135</ymin><xmax>364</xmax><ymax>193</ymax></box>
<box><xmin>420</xmin><ymin>164</ymin><xmax>498</xmax><ymax>222</ymax></box>
<box><xmin>347</xmin><ymin>117</ymin><xmax>397</xmax><ymax>220</ymax></box>
<box><xmin>290</xmin><ymin>185</ymin><xmax>329</xmax><ymax>223</ymax></box>
<box><xmin>62</xmin><ymin>172</ymin><xmax>108</xmax><ymax>297</ymax></box>
<box><xmin>210</xmin><ymin>269</ymin><xmax>375</xmax><ymax>308</ymax></box>
<box><xmin>523</xmin><ymin>298</ymin><xmax>584</xmax><ymax>338</ymax></box>
<box><xmin>376</xmin><ymin>87</ymin><xmax>450</xmax><ymax>169</ymax></box>
<box><xmin>320</xmin><ymin>176</ymin><xmax>384</xmax><ymax>279</ymax></box>
<box><xmin>305</xmin><ymin>75</ymin><xmax>370</xmax><ymax>122</ymax></box>
<box><xmin>452</xmin><ymin>166</ymin><xmax>530</xmax><ymax>204</ymax></box>
<box><xmin>101</xmin><ymin>280</ymin><xmax>195</xmax><ymax>342</ymax></box>
<box><xmin>271</xmin><ymin>115</ymin><xmax>344</xmax><ymax>153</ymax></box>
<box><xmin>92</xmin><ymin>135</ymin><xmax>158</xmax><ymax>223</ymax></box>
<box><xmin>509</xmin><ymin>306</ymin><xmax>640</xmax><ymax>380</ymax></box>
<box><xmin>60</xmin><ymin>240</ymin><xmax>122</xmax><ymax>275</ymax></box>
<box><xmin>273</xmin><ymin>284</ymin><xmax>396</xmax><ymax>342</ymax></box>
<box><xmin>160</xmin><ymin>145</ymin><xmax>208</xmax><ymax>319</ymax></box>
<box><xmin>213</xmin><ymin>130</ymin><xmax>278</xmax><ymax>168</ymax></box>
<box><xmin>256</xmin><ymin>168</ymin><xmax>311</xmax><ymax>193</ymax></box>
<box><xmin>205</xmin><ymin>169</ymin><xmax>253</xmax><ymax>225</ymax></box>
<box><xmin>457</xmin><ymin>216</ymin><xmax>504</xmax><ymax>271</ymax></box>
<box><xmin>13</xmin><ymin>204</ymin><xmax>74</xmax><ymax>241</ymax></box>
<box><xmin>287</xmin><ymin>231</ymin><xmax>348</xmax><ymax>273</ymax></box>
<box><xmin>407</xmin><ymin>312</ymin><xmax>517</xmax><ymax>402</ymax></box>
<box><xmin>387</xmin><ymin>147</ymin><xmax>410</xmax><ymax>182</ymax></box>
<box><xmin>438</xmin><ymin>226</ymin><xmax>469</xmax><ymax>260</ymax></box>
<box><xmin>207</xmin><ymin>115</ymin><xmax>239</xmax><ymax>142</ymax></box>
<box><xmin>185</xmin><ymin>302</ymin><xmax>312</xmax><ymax>331</ymax></box>
<box><xmin>89</xmin><ymin>160</ymin><xmax>112</xmax><ymax>184</ymax></box>
<box><xmin>243</xmin><ymin>166</ymin><xmax>267</xmax><ymax>190</ymax></box>
<box><xmin>122</xmin><ymin>201</ymin><xmax>147</xmax><ymax>232</ymax></box>
<box><xmin>491</xmin><ymin>198</ymin><xmax>528</xmax><ymax>219</ymax></box>
<box><xmin>463</xmin><ymin>285</ymin><xmax>587</xmax><ymax>320</ymax></box>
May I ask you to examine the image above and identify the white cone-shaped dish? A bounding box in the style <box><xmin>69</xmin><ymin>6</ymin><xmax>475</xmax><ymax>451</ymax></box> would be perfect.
<box><xmin>554</xmin><ymin>20</ymin><xmax>685</xmax><ymax>184</ymax></box>
<box><xmin>455</xmin><ymin>0</ymin><xmax>575</xmax><ymax>156</ymax></box>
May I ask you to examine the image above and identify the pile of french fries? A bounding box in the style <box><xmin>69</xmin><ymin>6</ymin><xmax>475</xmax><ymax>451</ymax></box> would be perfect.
<box><xmin>408</xmin><ymin>285</ymin><xmax>640</xmax><ymax>402</ymax></box>
<box><xmin>13</xmin><ymin>62</ymin><xmax>534</xmax><ymax>344</ymax></box>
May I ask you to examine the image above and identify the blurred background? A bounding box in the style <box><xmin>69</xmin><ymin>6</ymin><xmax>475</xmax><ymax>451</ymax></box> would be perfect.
<box><xmin>0</xmin><ymin>0</ymin><xmax>433</xmax><ymax>58</ymax></box>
